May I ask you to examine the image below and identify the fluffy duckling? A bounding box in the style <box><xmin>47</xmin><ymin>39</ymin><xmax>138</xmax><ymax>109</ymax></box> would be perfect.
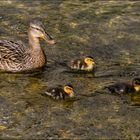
<box><xmin>70</xmin><ymin>56</ymin><xmax>95</xmax><ymax>72</ymax></box>
<box><xmin>44</xmin><ymin>85</ymin><xmax>74</xmax><ymax>100</ymax></box>
<box><xmin>105</xmin><ymin>78</ymin><xmax>140</xmax><ymax>94</ymax></box>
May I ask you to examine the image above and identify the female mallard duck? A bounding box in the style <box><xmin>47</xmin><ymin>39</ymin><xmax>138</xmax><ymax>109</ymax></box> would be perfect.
<box><xmin>70</xmin><ymin>56</ymin><xmax>95</xmax><ymax>72</ymax></box>
<box><xmin>105</xmin><ymin>78</ymin><xmax>140</xmax><ymax>94</ymax></box>
<box><xmin>44</xmin><ymin>84</ymin><xmax>74</xmax><ymax>100</ymax></box>
<box><xmin>0</xmin><ymin>20</ymin><xmax>55</xmax><ymax>72</ymax></box>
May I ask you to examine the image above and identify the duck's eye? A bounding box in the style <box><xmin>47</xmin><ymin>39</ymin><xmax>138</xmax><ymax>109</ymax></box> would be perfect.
<box><xmin>36</xmin><ymin>28</ymin><xmax>39</xmax><ymax>30</ymax></box>
<box><xmin>35</xmin><ymin>28</ymin><xmax>41</xmax><ymax>31</ymax></box>
<box><xmin>31</xmin><ymin>26</ymin><xmax>42</xmax><ymax>31</ymax></box>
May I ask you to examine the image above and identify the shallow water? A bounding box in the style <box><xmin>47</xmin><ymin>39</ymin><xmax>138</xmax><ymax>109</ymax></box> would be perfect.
<box><xmin>0</xmin><ymin>0</ymin><xmax>140</xmax><ymax>139</ymax></box>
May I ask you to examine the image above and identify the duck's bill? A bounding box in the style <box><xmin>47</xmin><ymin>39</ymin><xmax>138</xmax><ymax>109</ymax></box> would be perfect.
<box><xmin>42</xmin><ymin>32</ymin><xmax>56</xmax><ymax>45</ymax></box>
<box><xmin>69</xmin><ymin>91</ymin><xmax>74</xmax><ymax>97</ymax></box>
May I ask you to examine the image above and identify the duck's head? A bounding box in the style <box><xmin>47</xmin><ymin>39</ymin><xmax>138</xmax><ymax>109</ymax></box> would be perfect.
<box><xmin>29</xmin><ymin>20</ymin><xmax>55</xmax><ymax>45</ymax></box>
<box><xmin>132</xmin><ymin>78</ymin><xmax>140</xmax><ymax>92</ymax></box>
<box><xmin>64</xmin><ymin>84</ymin><xmax>74</xmax><ymax>97</ymax></box>
<box><xmin>84</xmin><ymin>56</ymin><xmax>95</xmax><ymax>66</ymax></box>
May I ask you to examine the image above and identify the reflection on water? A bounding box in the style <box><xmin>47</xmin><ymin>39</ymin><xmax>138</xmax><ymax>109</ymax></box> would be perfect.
<box><xmin>0</xmin><ymin>0</ymin><xmax>140</xmax><ymax>139</ymax></box>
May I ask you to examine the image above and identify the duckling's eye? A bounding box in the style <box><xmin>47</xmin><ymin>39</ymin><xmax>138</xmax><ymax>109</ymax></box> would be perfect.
<box><xmin>64</xmin><ymin>86</ymin><xmax>73</xmax><ymax>93</ymax></box>
<box><xmin>67</xmin><ymin>87</ymin><xmax>73</xmax><ymax>91</ymax></box>
<box><xmin>87</xmin><ymin>58</ymin><xmax>93</xmax><ymax>62</ymax></box>
<box><xmin>67</xmin><ymin>88</ymin><xmax>71</xmax><ymax>90</ymax></box>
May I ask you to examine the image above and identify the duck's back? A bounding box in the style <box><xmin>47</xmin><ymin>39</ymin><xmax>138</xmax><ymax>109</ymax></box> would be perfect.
<box><xmin>0</xmin><ymin>40</ymin><xmax>29</xmax><ymax>72</ymax></box>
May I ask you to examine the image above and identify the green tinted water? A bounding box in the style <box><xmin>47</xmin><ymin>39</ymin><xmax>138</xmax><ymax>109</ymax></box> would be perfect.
<box><xmin>0</xmin><ymin>1</ymin><xmax>140</xmax><ymax>139</ymax></box>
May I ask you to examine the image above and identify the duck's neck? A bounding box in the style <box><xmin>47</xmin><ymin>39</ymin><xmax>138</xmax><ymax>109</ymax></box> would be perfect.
<box><xmin>28</xmin><ymin>32</ymin><xmax>41</xmax><ymax>50</ymax></box>
<box><xmin>28</xmin><ymin>31</ymin><xmax>46</xmax><ymax>68</ymax></box>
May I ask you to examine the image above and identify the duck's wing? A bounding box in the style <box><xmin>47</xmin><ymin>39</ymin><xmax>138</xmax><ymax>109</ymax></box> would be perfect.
<box><xmin>0</xmin><ymin>40</ymin><xmax>28</xmax><ymax>64</ymax></box>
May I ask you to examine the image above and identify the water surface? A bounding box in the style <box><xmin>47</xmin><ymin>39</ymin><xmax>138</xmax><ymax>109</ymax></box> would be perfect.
<box><xmin>0</xmin><ymin>0</ymin><xmax>140</xmax><ymax>139</ymax></box>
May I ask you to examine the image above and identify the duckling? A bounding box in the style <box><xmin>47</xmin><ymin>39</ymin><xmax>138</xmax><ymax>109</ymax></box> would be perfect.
<box><xmin>0</xmin><ymin>20</ymin><xmax>55</xmax><ymax>72</ymax></box>
<box><xmin>70</xmin><ymin>56</ymin><xmax>95</xmax><ymax>72</ymax></box>
<box><xmin>105</xmin><ymin>78</ymin><xmax>140</xmax><ymax>94</ymax></box>
<box><xmin>44</xmin><ymin>84</ymin><xmax>74</xmax><ymax>100</ymax></box>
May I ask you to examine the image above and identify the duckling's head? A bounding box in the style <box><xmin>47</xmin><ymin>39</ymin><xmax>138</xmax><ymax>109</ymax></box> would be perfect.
<box><xmin>132</xmin><ymin>78</ymin><xmax>140</xmax><ymax>92</ymax></box>
<box><xmin>29</xmin><ymin>20</ymin><xmax>55</xmax><ymax>45</ymax></box>
<box><xmin>64</xmin><ymin>84</ymin><xmax>74</xmax><ymax>97</ymax></box>
<box><xmin>84</xmin><ymin>56</ymin><xmax>95</xmax><ymax>65</ymax></box>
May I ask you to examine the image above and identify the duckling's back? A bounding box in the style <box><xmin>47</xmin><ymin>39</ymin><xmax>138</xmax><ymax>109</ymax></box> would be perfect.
<box><xmin>107</xmin><ymin>83</ymin><xmax>135</xmax><ymax>94</ymax></box>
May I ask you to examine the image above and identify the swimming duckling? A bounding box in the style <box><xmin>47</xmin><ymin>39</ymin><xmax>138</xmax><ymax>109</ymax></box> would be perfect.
<box><xmin>0</xmin><ymin>20</ymin><xmax>55</xmax><ymax>72</ymax></box>
<box><xmin>105</xmin><ymin>78</ymin><xmax>140</xmax><ymax>94</ymax></box>
<box><xmin>44</xmin><ymin>85</ymin><xmax>74</xmax><ymax>100</ymax></box>
<box><xmin>70</xmin><ymin>56</ymin><xmax>95</xmax><ymax>72</ymax></box>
